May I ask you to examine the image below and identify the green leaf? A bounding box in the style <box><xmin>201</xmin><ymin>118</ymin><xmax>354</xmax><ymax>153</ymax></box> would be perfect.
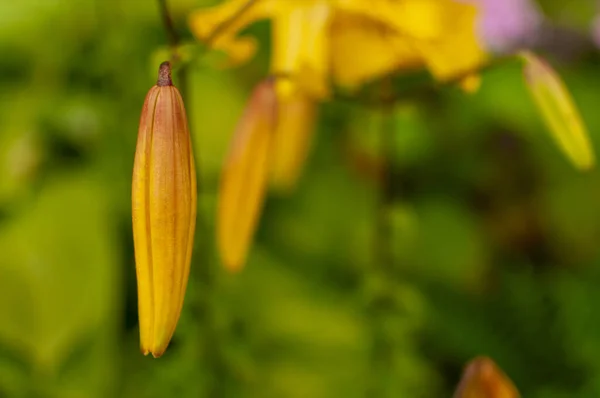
<box><xmin>0</xmin><ymin>173</ymin><xmax>120</xmax><ymax>394</ymax></box>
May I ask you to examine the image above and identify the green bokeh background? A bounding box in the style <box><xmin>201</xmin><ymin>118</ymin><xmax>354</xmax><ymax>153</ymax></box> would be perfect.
<box><xmin>1</xmin><ymin>1</ymin><xmax>600</xmax><ymax>397</ymax></box>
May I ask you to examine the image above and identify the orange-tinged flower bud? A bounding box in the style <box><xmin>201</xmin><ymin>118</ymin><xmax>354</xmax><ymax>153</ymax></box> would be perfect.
<box><xmin>521</xmin><ymin>51</ymin><xmax>595</xmax><ymax>171</ymax></box>
<box><xmin>454</xmin><ymin>357</ymin><xmax>520</xmax><ymax>398</ymax></box>
<box><xmin>132</xmin><ymin>62</ymin><xmax>197</xmax><ymax>358</ymax></box>
<box><xmin>270</xmin><ymin>92</ymin><xmax>317</xmax><ymax>193</ymax></box>
<box><xmin>217</xmin><ymin>79</ymin><xmax>277</xmax><ymax>272</ymax></box>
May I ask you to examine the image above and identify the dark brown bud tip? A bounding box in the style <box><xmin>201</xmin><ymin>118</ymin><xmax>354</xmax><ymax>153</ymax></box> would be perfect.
<box><xmin>157</xmin><ymin>61</ymin><xmax>173</xmax><ymax>87</ymax></box>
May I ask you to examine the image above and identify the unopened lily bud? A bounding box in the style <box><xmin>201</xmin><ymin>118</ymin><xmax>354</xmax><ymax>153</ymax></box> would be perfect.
<box><xmin>270</xmin><ymin>92</ymin><xmax>317</xmax><ymax>193</ymax></box>
<box><xmin>454</xmin><ymin>357</ymin><xmax>520</xmax><ymax>398</ymax></box>
<box><xmin>217</xmin><ymin>79</ymin><xmax>277</xmax><ymax>272</ymax></box>
<box><xmin>132</xmin><ymin>62</ymin><xmax>197</xmax><ymax>358</ymax></box>
<box><xmin>521</xmin><ymin>51</ymin><xmax>595</xmax><ymax>171</ymax></box>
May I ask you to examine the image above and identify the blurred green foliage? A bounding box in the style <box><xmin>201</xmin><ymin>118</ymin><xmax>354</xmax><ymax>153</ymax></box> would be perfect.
<box><xmin>2</xmin><ymin>0</ymin><xmax>600</xmax><ymax>397</ymax></box>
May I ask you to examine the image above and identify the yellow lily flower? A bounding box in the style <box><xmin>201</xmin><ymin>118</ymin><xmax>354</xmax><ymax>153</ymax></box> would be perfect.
<box><xmin>189</xmin><ymin>0</ymin><xmax>488</xmax><ymax>98</ymax></box>
<box><xmin>132</xmin><ymin>62</ymin><xmax>197</xmax><ymax>357</ymax></box>
<box><xmin>190</xmin><ymin>0</ymin><xmax>488</xmax><ymax>272</ymax></box>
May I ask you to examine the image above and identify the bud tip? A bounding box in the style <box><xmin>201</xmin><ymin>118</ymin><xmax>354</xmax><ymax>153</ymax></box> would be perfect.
<box><xmin>157</xmin><ymin>61</ymin><xmax>173</xmax><ymax>87</ymax></box>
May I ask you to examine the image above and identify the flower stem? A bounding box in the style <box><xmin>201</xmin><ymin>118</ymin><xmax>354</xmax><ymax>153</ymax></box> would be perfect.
<box><xmin>365</xmin><ymin>80</ymin><xmax>397</xmax><ymax>397</ymax></box>
<box><xmin>157</xmin><ymin>0</ymin><xmax>179</xmax><ymax>50</ymax></box>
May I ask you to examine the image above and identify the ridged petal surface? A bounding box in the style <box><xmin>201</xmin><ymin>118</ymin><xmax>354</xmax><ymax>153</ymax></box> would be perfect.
<box><xmin>132</xmin><ymin>84</ymin><xmax>196</xmax><ymax>358</ymax></box>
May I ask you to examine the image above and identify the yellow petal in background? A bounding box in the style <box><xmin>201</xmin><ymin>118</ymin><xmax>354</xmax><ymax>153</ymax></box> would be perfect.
<box><xmin>271</xmin><ymin>2</ymin><xmax>331</xmax><ymax>99</ymax></box>
<box><xmin>406</xmin><ymin>0</ymin><xmax>487</xmax><ymax>82</ymax></box>
<box><xmin>330</xmin><ymin>11</ymin><xmax>422</xmax><ymax>88</ymax></box>
<box><xmin>132</xmin><ymin>62</ymin><xmax>197</xmax><ymax>358</ymax></box>
<box><xmin>521</xmin><ymin>51</ymin><xmax>595</xmax><ymax>171</ymax></box>
<box><xmin>270</xmin><ymin>92</ymin><xmax>318</xmax><ymax>193</ymax></box>
<box><xmin>218</xmin><ymin>79</ymin><xmax>278</xmax><ymax>272</ymax></box>
<box><xmin>188</xmin><ymin>0</ymin><xmax>273</xmax><ymax>66</ymax></box>
<box><xmin>337</xmin><ymin>0</ymin><xmax>443</xmax><ymax>40</ymax></box>
<box><xmin>335</xmin><ymin>0</ymin><xmax>486</xmax><ymax>84</ymax></box>
<box><xmin>454</xmin><ymin>357</ymin><xmax>520</xmax><ymax>398</ymax></box>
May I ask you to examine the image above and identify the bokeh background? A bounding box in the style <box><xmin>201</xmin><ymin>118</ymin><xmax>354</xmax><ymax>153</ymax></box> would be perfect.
<box><xmin>1</xmin><ymin>0</ymin><xmax>600</xmax><ymax>397</ymax></box>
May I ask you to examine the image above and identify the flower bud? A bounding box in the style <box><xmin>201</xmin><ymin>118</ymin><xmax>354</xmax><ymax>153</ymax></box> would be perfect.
<box><xmin>217</xmin><ymin>79</ymin><xmax>277</xmax><ymax>272</ymax></box>
<box><xmin>454</xmin><ymin>357</ymin><xmax>520</xmax><ymax>398</ymax></box>
<box><xmin>521</xmin><ymin>51</ymin><xmax>595</xmax><ymax>171</ymax></box>
<box><xmin>132</xmin><ymin>62</ymin><xmax>197</xmax><ymax>358</ymax></box>
<box><xmin>270</xmin><ymin>92</ymin><xmax>317</xmax><ymax>193</ymax></box>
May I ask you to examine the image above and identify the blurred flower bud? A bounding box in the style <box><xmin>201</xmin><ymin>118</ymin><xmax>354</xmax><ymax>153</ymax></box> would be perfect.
<box><xmin>270</xmin><ymin>92</ymin><xmax>317</xmax><ymax>193</ymax></box>
<box><xmin>454</xmin><ymin>356</ymin><xmax>520</xmax><ymax>398</ymax></box>
<box><xmin>521</xmin><ymin>51</ymin><xmax>595</xmax><ymax>171</ymax></box>
<box><xmin>217</xmin><ymin>79</ymin><xmax>278</xmax><ymax>272</ymax></box>
<box><xmin>132</xmin><ymin>62</ymin><xmax>197</xmax><ymax>358</ymax></box>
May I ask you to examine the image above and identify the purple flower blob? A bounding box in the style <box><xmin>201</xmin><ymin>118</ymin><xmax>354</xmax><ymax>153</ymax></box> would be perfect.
<box><xmin>592</xmin><ymin>15</ymin><xmax>600</xmax><ymax>49</ymax></box>
<box><xmin>464</xmin><ymin>0</ymin><xmax>543</xmax><ymax>54</ymax></box>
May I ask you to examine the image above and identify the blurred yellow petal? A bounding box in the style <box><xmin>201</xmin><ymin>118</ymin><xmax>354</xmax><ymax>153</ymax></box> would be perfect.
<box><xmin>188</xmin><ymin>0</ymin><xmax>275</xmax><ymax>66</ymax></box>
<box><xmin>218</xmin><ymin>79</ymin><xmax>278</xmax><ymax>272</ymax></box>
<box><xmin>270</xmin><ymin>92</ymin><xmax>318</xmax><ymax>193</ymax></box>
<box><xmin>334</xmin><ymin>0</ymin><xmax>486</xmax><ymax>83</ymax></box>
<box><xmin>521</xmin><ymin>51</ymin><xmax>595</xmax><ymax>171</ymax></box>
<box><xmin>413</xmin><ymin>0</ymin><xmax>488</xmax><ymax>81</ymax></box>
<box><xmin>394</xmin><ymin>0</ymin><xmax>446</xmax><ymax>39</ymax></box>
<box><xmin>337</xmin><ymin>0</ymin><xmax>443</xmax><ymax>39</ymax></box>
<box><xmin>132</xmin><ymin>63</ymin><xmax>197</xmax><ymax>358</ymax></box>
<box><xmin>454</xmin><ymin>357</ymin><xmax>520</xmax><ymax>398</ymax></box>
<box><xmin>271</xmin><ymin>2</ymin><xmax>331</xmax><ymax>98</ymax></box>
<box><xmin>189</xmin><ymin>0</ymin><xmax>489</xmax><ymax>95</ymax></box>
<box><xmin>330</xmin><ymin>12</ymin><xmax>422</xmax><ymax>88</ymax></box>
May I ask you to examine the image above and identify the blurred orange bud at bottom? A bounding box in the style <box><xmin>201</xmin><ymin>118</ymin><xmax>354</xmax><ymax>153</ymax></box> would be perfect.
<box><xmin>454</xmin><ymin>356</ymin><xmax>520</xmax><ymax>398</ymax></box>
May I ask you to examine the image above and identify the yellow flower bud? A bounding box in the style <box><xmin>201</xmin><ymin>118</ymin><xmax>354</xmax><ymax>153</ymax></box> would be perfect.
<box><xmin>270</xmin><ymin>92</ymin><xmax>317</xmax><ymax>193</ymax></box>
<box><xmin>217</xmin><ymin>79</ymin><xmax>277</xmax><ymax>272</ymax></box>
<box><xmin>132</xmin><ymin>62</ymin><xmax>197</xmax><ymax>358</ymax></box>
<box><xmin>521</xmin><ymin>51</ymin><xmax>595</xmax><ymax>171</ymax></box>
<box><xmin>454</xmin><ymin>357</ymin><xmax>520</xmax><ymax>398</ymax></box>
